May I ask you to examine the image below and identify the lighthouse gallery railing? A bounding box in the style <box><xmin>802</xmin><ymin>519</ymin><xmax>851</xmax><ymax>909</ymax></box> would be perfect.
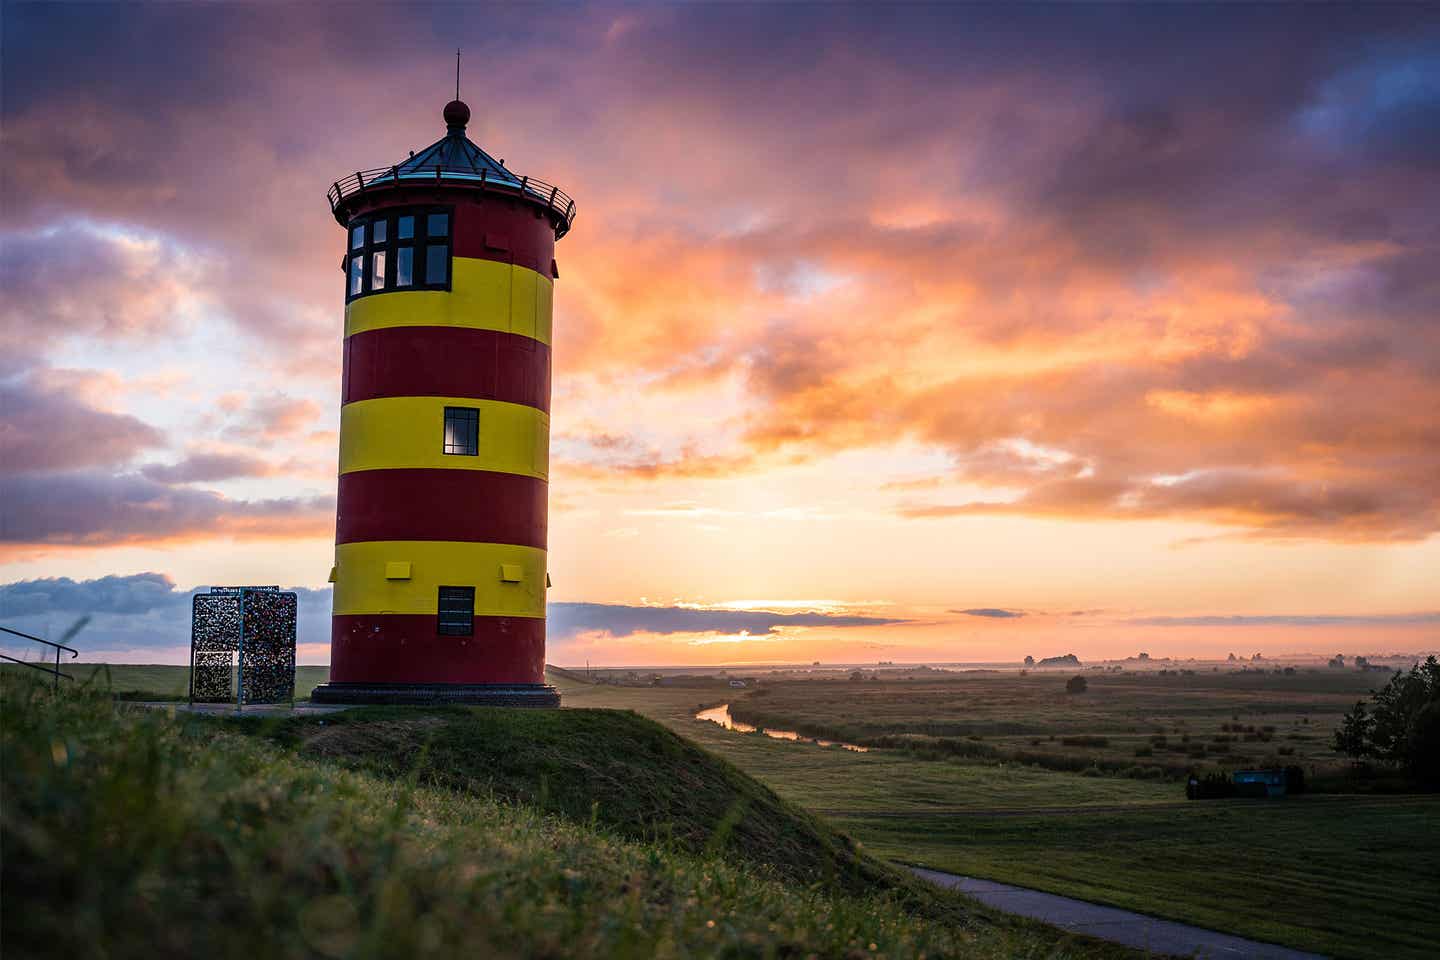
<box><xmin>328</xmin><ymin>166</ymin><xmax>576</xmax><ymax>238</ymax></box>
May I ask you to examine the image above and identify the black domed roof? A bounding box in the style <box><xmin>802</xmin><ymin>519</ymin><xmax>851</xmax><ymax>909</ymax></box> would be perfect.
<box><xmin>327</xmin><ymin>101</ymin><xmax>576</xmax><ymax>238</ymax></box>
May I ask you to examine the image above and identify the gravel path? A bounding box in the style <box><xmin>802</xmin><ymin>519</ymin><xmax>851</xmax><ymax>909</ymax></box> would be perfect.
<box><xmin>911</xmin><ymin>868</ymin><xmax>1326</xmax><ymax>959</ymax></box>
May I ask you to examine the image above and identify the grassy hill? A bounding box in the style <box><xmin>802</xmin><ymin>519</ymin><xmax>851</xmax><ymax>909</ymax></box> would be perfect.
<box><xmin>240</xmin><ymin>705</ymin><xmax>901</xmax><ymax>900</ymax></box>
<box><xmin>2</xmin><ymin>678</ymin><xmax>1138</xmax><ymax>959</ymax></box>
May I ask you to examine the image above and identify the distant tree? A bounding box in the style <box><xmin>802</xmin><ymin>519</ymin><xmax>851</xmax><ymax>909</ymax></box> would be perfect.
<box><xmin>1024</xmin><ymin>655</ymin><xmax>1035</xmax><ymax>667</ymax></box>
<box><xmin>1356</xmin><ymin>656</ymin><xmax>1370</xmax><ymax>670</ymax></box>
<box><xmin>1333</xmin><ymin>701</ymin><xmax>1371</xmax><ymax>762</ymax></box>
<box><xmin>1333</xmin><ymin>656</ymin><xmax>1440</xmax><ymax>784</ymax></box>
<box><xmin>1410</xmin><ymin>702</ymin><xmax>1440</xmax><ymax>786</ymax></box>
<box><xmin>1329</xmin><ymin>654</ymin><xmax>1346</xmax><ymax>669</ymax></box>
<box><xmin>849</xmin><ymin>670</ymin><xmax>865</xmax><ymax>683</ymax></box>
<box><xmin>1228</xmin><ymin>653</ymin><xmax>1237</xmax><ymax>661</ymax></box>
<box><xmin>1066</xmin><ymin>675</ymin><xmax>1088</xmax><ymax>694</ymax></box>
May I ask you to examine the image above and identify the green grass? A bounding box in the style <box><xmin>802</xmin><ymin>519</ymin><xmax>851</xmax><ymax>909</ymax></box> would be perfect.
<box><xmin>849</xmin><ymin>797</ymin><xmax>1440</xmax><ymax>960</ymax></box>
<box><xmin>726</xmin><ymin>671</ymin><xmax>1384</xmax><ymax>779</ymax></box>
<box><xmin>564</xmin><ymin>676</ymin><xmax>1440</xmax><ymax>960</ymax></box>
<box><xmin>239</xmin><ymin>704</ymin><xmax>899</xmax><ymax>899</ymax></box>
<box><xmin>2</xmin><ymin>677</ymin><xmax>1143</xmax><ymax>959</ymax></box>
<box><xmin>0</xmin><ymin>661</ymin><xmax>331</xmax><ymax>701</ymax></box>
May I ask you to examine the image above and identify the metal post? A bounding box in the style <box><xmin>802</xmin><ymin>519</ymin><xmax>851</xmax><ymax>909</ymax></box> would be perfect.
<box><xmin>236</xmin><ymin>590</ymin><xmax>245</xmax><ymax>713</ymax></box>
<box><xmin>54</xmin><ymin>646</ymin><xmax>60</xmax><ymax>691</ymax></box>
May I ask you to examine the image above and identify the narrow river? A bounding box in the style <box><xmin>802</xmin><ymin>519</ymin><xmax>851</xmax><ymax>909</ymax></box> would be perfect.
<box><xmin>695</xmin><ymin>703</ymin><xmax>869</xmax><ymax>752</ymax></box>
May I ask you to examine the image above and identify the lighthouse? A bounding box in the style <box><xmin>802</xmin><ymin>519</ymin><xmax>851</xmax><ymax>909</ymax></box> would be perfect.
<box><xmin>310</xmin><ymin>97</ymin><xmax>573</xmax><ymax>706</ymax></box>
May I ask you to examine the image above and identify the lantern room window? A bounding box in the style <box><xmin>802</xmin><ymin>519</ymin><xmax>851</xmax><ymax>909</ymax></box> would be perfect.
<box><xmin>344</xmin><ymin>205</ymin><xmax>452</xmax><ymax>301</ymax></box>
<box><xmin>437</xmin><ymin>586</ymin><xmax>475</xmax><ymax>636</ymax></box>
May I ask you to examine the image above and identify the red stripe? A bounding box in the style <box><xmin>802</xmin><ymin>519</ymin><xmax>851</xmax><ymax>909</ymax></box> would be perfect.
<box><xmin>329</xmin><ymin>613</ymin><xmax>546</xmax><ymax>685</ymax></box>
<box><xmin>345</xmin><ymin>189</ymin><xmax>557</xmax><ymax>276</ymax></box>
<box><xmin>343</xmin><ymin>326</ymin><xmax>550</xmax><ymax>412</ymax></box>
<box><xmin>336</xmin><ymin>469</ymin><xmax>546</xmax><ymax>547</ymax></box>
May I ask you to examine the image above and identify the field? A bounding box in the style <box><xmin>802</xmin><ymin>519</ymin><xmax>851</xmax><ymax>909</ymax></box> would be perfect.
<box><xmin>727</xmin><ymin>670</ymin><xmax>1386</xmax><ymax>779</ymax></box>
<box><xmin>1</xmin><ymin>661</ymin><xmax>331</xmax><ymax>701</ymax></box>
<box><xmin>559</xmin><ymin>672</ymin><xmax>1440</xmax><ymax>960</ymax></box>
<box><xmin>2</xmin><ymin>676</ymin><xmax>1136</xmax><ymax>960</ymax></box>
<box><xmin>12</xmin><ymin>663</ymin><xmax>1436</xmax><ymax>957</ymax></box>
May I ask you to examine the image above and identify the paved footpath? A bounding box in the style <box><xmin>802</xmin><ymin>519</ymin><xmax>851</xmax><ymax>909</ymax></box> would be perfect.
<box><xmin>910</xmin><ymin>868</ymin><xmax>1326</xmax><ymax>959</ymax></box>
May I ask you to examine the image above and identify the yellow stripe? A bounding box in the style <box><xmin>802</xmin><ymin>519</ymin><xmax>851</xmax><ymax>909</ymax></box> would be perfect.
<box><xmin>339</xmin><ymin>396</ymin><xmax>548</xmax><ymax>479</ymax></box>
<box><xmin>333</xmin><ymin>540</ymin><xmax>546</xmax><ymax>618</ymax></box>
<box><xmin>345</xmin><ymin>256</ymin><xmax>553</xmax><ymax>345</ymax></box>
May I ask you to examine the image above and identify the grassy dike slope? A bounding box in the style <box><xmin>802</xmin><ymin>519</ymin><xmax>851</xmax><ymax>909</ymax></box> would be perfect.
<box><xmin>245</xmin><ymin>705</ymin><xmax>896</xmax><ymax>899</ymax></box>
<box><xmin>2</xmin><ymin>682</ymin><xmax>1140</xmax><ymax>959</ymax></box>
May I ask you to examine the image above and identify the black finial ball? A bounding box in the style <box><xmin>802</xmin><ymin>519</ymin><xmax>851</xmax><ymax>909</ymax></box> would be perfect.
<box><xmin>443</xmin><ymin>99</ymin><xmax>471</xmax><ymax>128</ymax></box>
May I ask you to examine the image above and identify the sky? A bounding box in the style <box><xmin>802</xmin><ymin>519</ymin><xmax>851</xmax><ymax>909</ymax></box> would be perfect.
<box><xmin>2</xmin><ymin>3</ymin><xmax>1438</xmax><ymax>667</ymax></box>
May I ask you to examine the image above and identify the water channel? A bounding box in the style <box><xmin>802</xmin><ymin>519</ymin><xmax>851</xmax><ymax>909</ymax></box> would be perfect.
<box><xmin>694</xmin><ymin>703</ymin><xmax>869</xmax><ymax>752</ymax></box>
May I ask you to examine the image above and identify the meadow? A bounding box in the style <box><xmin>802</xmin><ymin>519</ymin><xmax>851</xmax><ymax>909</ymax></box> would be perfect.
<box><xmin>11</xmin><ymin>663</ymin><xmax>1436</xmax><ymax>958</ymax></box>
<box><xmin>560</xmin><ymin>672</ymin><xmax>1440</xmax><ymax>960</ymax></box>
<box><xmin>8</xmin><ymin>661</ymin><xmax>334</xmax><ymax>701</ymax></box>
<box><xmin>726</xmin><ymin>669</ymin><xmax>1385</xmax><ymax>779</ymax></box>
<box><xmin>2</xmin><ymin>676</ymin><xmax>1136</xmax><ymax>960</ymax></box>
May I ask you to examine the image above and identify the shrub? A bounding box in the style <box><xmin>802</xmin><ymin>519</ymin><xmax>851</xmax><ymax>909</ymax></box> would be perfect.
<box><xmin>1134</xmin><ymin>746</ymin><xmax>1154</xmax><ymax>758</ymax></box>
<box><xmin>1061</xmin><ymin>735</ymin><xmax>1109</xmax><ymax>747</ymax></box>
<box><xmin>1186</xmin><ymin>772</ymin><xmax>1233</xmax><ymax>800</ymax></box>
<box><xmin>1285</xmin><ymin>764</ymin><xmax>1307</xmax><ymax>794</ymax></box>
<box><xmin>1334</xmin><ymin>655</ymin><xmax>1440</xmax><ymax>785</ymax></box>
<box><xmin>1066</xmin><ymin>675</ymin><xmax>1088</xmax><ymax>694</ymax></box>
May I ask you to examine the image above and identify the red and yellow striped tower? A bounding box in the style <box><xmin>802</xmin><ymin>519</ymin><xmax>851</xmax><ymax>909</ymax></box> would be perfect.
<box><xmin>311</xmin><ymin>99</ymin><xmax>573</xmax><ymax>706</ymax></box>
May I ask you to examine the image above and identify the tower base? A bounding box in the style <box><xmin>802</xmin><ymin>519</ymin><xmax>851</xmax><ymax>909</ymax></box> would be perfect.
<box><xmin>309</xmin><ymin>682</ymin><xmax>560</xmax><ymax>708</ymax></box>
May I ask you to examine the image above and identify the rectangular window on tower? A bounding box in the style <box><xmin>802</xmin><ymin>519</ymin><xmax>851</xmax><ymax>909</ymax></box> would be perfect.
<box><xmin>395</xmin><ymin>246</ymin><xmax>413</xmax><ymax>287</ymax></box>
<box><xmin>345</xmin><ymin>206</ymin><xmax>451</xmax><ymax>302</ymax></box>
<box><xmin>425</xmin><ymin>244</ymin><xmax>448</xmax><ymax>285</ymax></box>
<box><xmin>443</xmin><ymin>406</ymin><xmax>479</xmax><ymax>456</ymax></box>
<box><xmin>371</xmin><ymin>250</ymin><xmax>386</xmax><ymax>290</ymax></box>
<box><xmin>436</xmin><ymin>586</ymin><xmax>475</xmax><ymax>636</ymax></box>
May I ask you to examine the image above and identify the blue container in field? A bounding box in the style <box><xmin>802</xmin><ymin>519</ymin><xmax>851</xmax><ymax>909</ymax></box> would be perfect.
<box><xmin>1233</xmin><ymin>768</ymin><xmax>1288</xmax><ymax>797</ymax></box>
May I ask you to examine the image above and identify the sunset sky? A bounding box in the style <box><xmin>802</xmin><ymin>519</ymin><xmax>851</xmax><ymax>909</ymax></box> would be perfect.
<box><xmin>2</xmin><ymin>3</ymin><xmax>1437</xmax><ymax>667</ymax></box>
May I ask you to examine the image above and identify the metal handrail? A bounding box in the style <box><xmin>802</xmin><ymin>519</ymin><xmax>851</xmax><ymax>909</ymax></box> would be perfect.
<box><xmin>328</xmin><ymin>165</ymin><xmax>576</xmax><ymax>238</ymax></box>
<box><xmin>0</xmin><ymin>625</ymin><xmax>79</xmax><ymax>689</ymax></box>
